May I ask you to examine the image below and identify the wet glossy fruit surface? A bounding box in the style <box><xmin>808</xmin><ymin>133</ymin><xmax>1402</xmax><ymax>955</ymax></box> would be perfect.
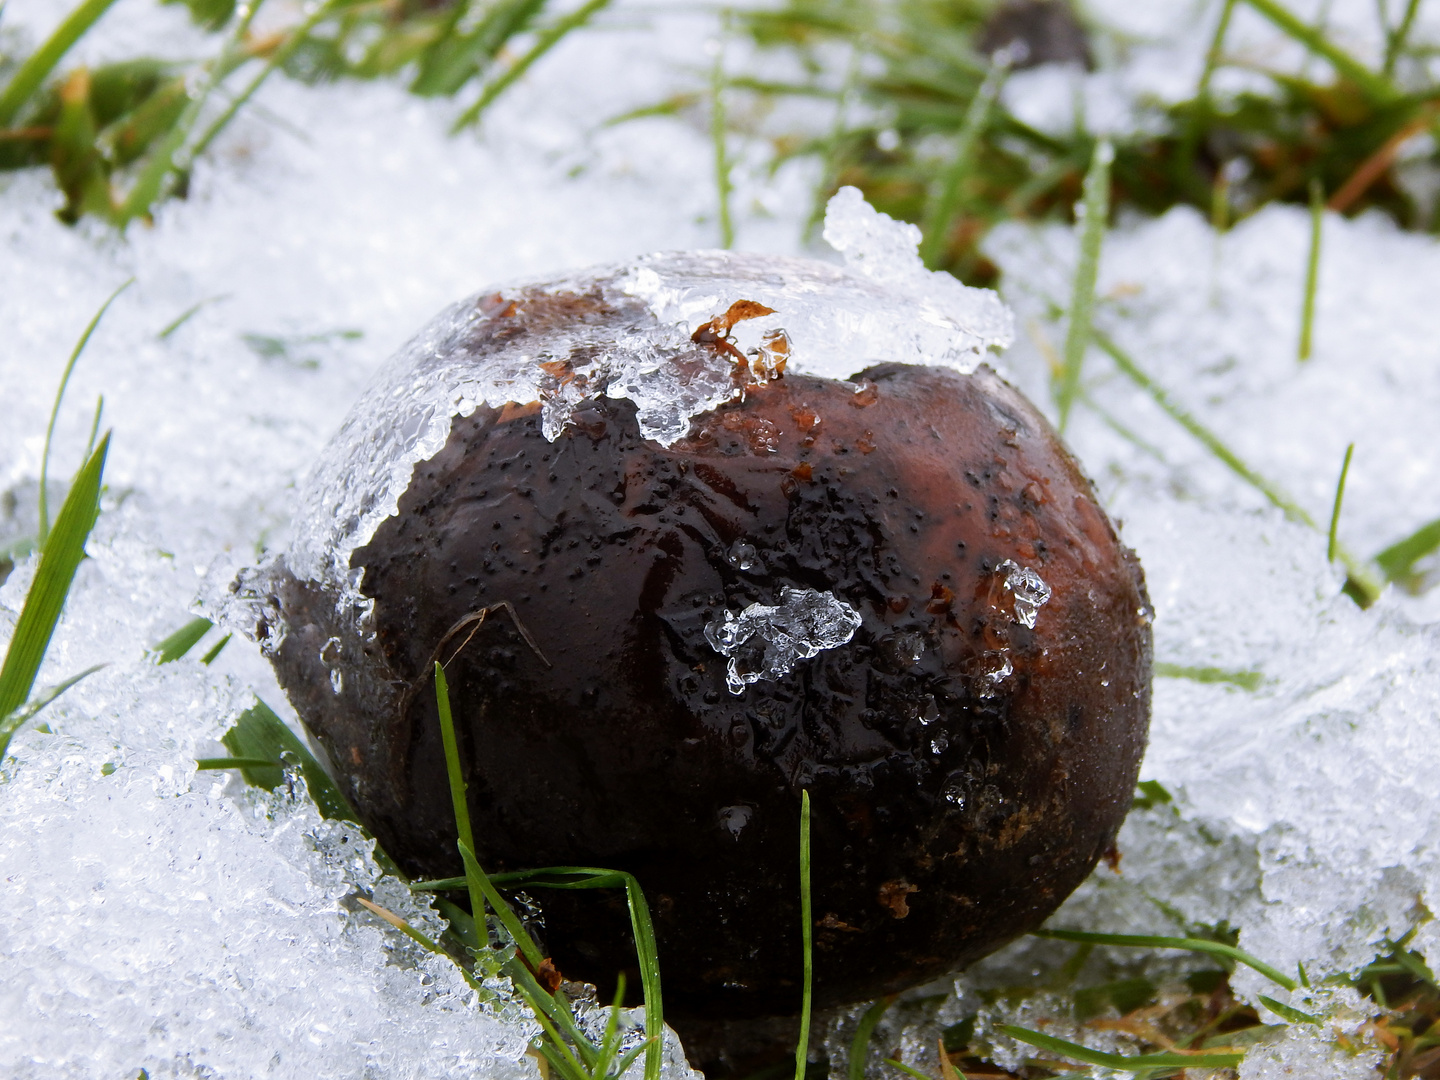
<box><xmin>268</xmin><ymin>302</ymin><xmax>1151</xmax><ymax>1021</ymax></box>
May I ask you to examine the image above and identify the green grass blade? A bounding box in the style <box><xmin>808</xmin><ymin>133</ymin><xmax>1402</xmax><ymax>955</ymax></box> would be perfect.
<box><xmin>883</xmin><ymin>1059</ymin><xmax>931</xmax><ymax>1080</ymax></box>
<box><xmin>152</xmin><ymin>616</ymin><xmax>213</xmax><ymax>663</ymax></box>
<box><xmin>1326</xmin><ymin>442</ymin><xmax>1354</xmax><ymax>563</ymax></box>
<box><xmin>610</xmin><ymin>1036</ymin><xmax>654</xmax><ymax>1079</ymax></box>
<box><xmin>451</xmin><ymin>0</ymin><xmax>611</xmax><ymax>131</ymax></box>
<box><xmin>918</xmin><ymin>61</ymin><xmax>1006</xmax><ymax>269</ymax></box>
<box><xmin>434</xmin><ymin>661</ymin><xmax>488</xmax><ymax>931</ymax></box>
<box><xmin>195</xmin><ymin>756</ymin><xmax>281</xmax><ymax>770</ymax></box>
<box><xmin>1258</xmin><ymin>993</ymin><xmax>1320</xmax><ymax>1023</ymax></box>
<box><xmin>0</xmin><ymin>0</ymin><xmax>122</xmax><ymax>126</ymax></box>
<box><xmin>157</xmin><ymin>294</ymin><xmax>229</xmax><ymax>340</ymax></box>
<box><xmin>38</xmin><ymin>280</ymin><xmax>131</xmax><ymax>547</ymax></box>
<box><xmin>1056</xmin><ymin>139</ymin><xmax>1112</xmax><ymax>434</ymax></box>
<box><xmin>409</xmin><ymin>876</ymin><xmax>470</xmax><ymax>891</ymax></box>
<box><xmin>1298</xmin><ymin>178</ymin><xmax>1323</xmax><ymax>362</ymax></box>
<box><xmin>591</xmin><ymin>973</ymin><xmax>627</xmax><ymax>1080</ymax></box>
<box><xmin>1374</xmin><ymin>515</ymin><xmax>1440</xmax><ymax>583</ymax></box>
<box><xmin>0</xmin><ymin>663</ymin><xmax>105</xmax><ymax>757</ymax></box>
<box><xmin>1384</xmin><ymin>0</ymin><xmax>1423</xmax><ymax>75</ymax></box>
<box><xmin>1091</xmin><ymin>328</ymin><xmax>1384</xmax><ymax>604</ymax></box>
<box><xmin>199</xmin><ymin>632</ymin><xmax>232</xmax><ymax>665</ymax></box>
<box><xmin>1240</xmin><ymin>0</ymin><xmax>1397</xmax><ymax>102</ymax></box>
<box><xmin>411</xmin><ymin>0</ymin><xmax>548</xmax><ymax>97</ymax></box>
<box><xmin>1154</xmin><ymin>662</ymin><xmax>1263</xmax><ymax>691</ymax></box>
<box><xmin>711</xmin><ymin>39</ymin><xmax>735</xmax><ymax>250</ymax></box>
<box><xmin>999</xmin><ymin>1024</ymin><xmax>1246</xmax><ymax>1072</ymax></box>
<box><xmin>115</xmin><ymin>0</ymin><xmax>264</xmax><ymax>222</ymax></box>
<box><xmin>220</xmin><ymin>697</ymin><xmax>363</xmax><ymax>825</ymax></box>
<box><xmin>456</xmin><ymin>841</ymin><xmax>545</xmax><ymax>969</ymax></box>
<box><xmin>849</xmin><ymin>996</ymin><xmax>896</xmax><ymax>1080</ymax></box>
<box><xmin>794</xmin><ymin>788</ymin><xmax>813</xmax><ymax>1080</ymax></box>
<box><xmin>432</xmin><ymin>660</ymin><xmax>670</xmax><ymax>1077</ymax></box>
<box><xmin>1033</xmin><ymin>929</ymin><xmax>1296</xmax><ymax>990</ymax></box>
<box><xmin>185</xmin><ymin>1</ymin><xmax>328</xmax><ymax>165</ymax></box>
<box><xmin>1197</xmin><ymin>0</ymin><xmax>1238</xmax><ymax>99</ymax></box>
<box><xmin>0</xmin><ymin>433</ymin><xmax>109</xmax><ymax>722</ymax></box>
<box><xmin>82</xmin><ymin>395</ymin><xmax>103</xmax><ymax>464</ymax></box>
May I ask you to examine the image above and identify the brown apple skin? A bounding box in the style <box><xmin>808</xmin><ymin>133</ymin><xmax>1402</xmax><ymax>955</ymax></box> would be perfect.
<box><xmin>267</xmin><ymin>338</ymin><xmax>1151</xmax><ymax>1022</ymax></box>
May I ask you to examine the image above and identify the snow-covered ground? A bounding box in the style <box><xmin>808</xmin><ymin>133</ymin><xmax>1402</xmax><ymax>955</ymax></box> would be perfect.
<box><xmin>3</xmin><ymin>0</ymin><xmax>1440</xmax><ymax>1077</ymax></box>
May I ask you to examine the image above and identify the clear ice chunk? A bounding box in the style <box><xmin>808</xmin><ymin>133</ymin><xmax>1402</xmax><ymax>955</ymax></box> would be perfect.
<box><xmin>703</xmin><ymin>587</ymin><xmax>863</xmax><ymax>695</ymax></box>
<box><xmin>997</xmin><ymin>559</ymin><xmax>1051</xmax><ymax>628</ymax></box>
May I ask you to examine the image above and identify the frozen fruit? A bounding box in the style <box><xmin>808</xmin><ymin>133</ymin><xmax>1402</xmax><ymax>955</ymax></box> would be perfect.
<box><xmin>258</xmin><ymin>253</ymin><xmax>1150</xmax><ymax>1025</ymax></box>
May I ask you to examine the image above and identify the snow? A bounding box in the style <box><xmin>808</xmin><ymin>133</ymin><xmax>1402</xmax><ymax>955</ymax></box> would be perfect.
<box><xmin>2</xmin><ymin>0</ymin><xmax>1440</xmax><ymax>1076</ymax></box>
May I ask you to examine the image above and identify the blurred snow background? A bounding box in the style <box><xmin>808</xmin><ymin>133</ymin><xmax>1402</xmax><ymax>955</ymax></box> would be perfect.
<box><xmin>2</xmin><ymin>0</ymin><xmax>1440</xmax><ymax>1076</ymax></box>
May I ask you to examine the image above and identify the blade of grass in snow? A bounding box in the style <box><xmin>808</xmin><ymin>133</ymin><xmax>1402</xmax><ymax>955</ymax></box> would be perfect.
<box><xmin>1154</xmin><ymin>662</ymin><xmax>1264</xmax><ymax>691</ymax></box>
<box><xmin>848</xmin><ymin>996</ymin><xmax>896</xmax><ymax>1080</ymax></box>
<box><xmin>711</xmin><ymin>30</ymin><xmax>735</xmax><ymax>250</ymax></box>
<box><xmin>918</xmin><ymin>59</ymin><xmax>1006</xmax><ymax>269</ymax></box>
<box><xmin>1033</xmin><ymin>929</ymin><xmax>1297</xmax><ymax>990</ymax></box>
<box><xmin>1298</xmin><ymin>179</ymin><xmax>1323</xmax><ymax>362</ymax></box>
<box><xmin>152</xmin><ymin>616</ymin><xmax>213</xmax><ymax>663</ymax></box>
<box><xmin>451</xmin><ymin>0</ymin><xmax>612</xmax><ymax>132</ymax></box>
<box><xmin>1055</xmin><ymin>139</ymin><xmax>1111</xmax><ymax>434</ymax></box>
<box><xmin>1091</xmin><ymin>328</ymin><xmax>1383</xmax><ymax>604</ymax></box>
<box><xmin>1327</xmin><ymin>442</ymin><xmax>1354</xmax><ymax>563</ymax></box>
<box><xmin>195</xmin><ymin>756</ymin><xmax>282</xmax><ymax>770</ymax></box>
<box><xmin>199</xmin><ymin>633</ymin><xmax>231</xmax><ymax>665</ymax></box>
<box><xmin>884</xmin><ymin>1059</ymin><xmax>931</xmax><ymax>1080</ymax></box>
<box><xmin>1240</xmin><ymin>0</ymin><xmax>1397</xmax><ymax>103</ymax></box>
<box><xmin>157</xmin><ymin>296</ymin><xmax>228</xmax><ymax>340</ymax></box>
<box><xmin>38</xmin><ymin>280</ymin><xmax>130</xmax><ymax>547</ymax></box>
<box><xmin>1258</xmin><ymin>993</ymin><xmax>1320</xmax><ymax>1023</ymax></box>
<box><xmin>794</xmin><ymin>788</ymin><xmax>813</xmax><ymax>1080</ymax></box>
<box><xmin>0</xmin><ymin>663</ymin><xmax>105</xmax><ymax>756</ymax></box>
<box><xmin>219</xmin><ymin>697</ymin><xmax>363</xmax><ymax>826</ymax></box>
<box><xmin>0</xmin><ymin>433</ymin><xmax>109</xmax><ymax>729</ymax></box>
<box><xmin>0</xmin><ymin>0</ymin><xmax>121</xmax><ymax>126</ymax></box>
<box><xmin>1374</xmin><ymin>515</ymin><xmax>1440</xmax><ymax>583</ymax></box>
<box><xmin>999</xmin><ymin>1024</ymin><xmax>1247</xmax><ymax>1073</ymax></box>
<box><xmin>590</xmin><ymin>974</ymin><xmax>627</xmax><ymax>1080</ymax></box>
